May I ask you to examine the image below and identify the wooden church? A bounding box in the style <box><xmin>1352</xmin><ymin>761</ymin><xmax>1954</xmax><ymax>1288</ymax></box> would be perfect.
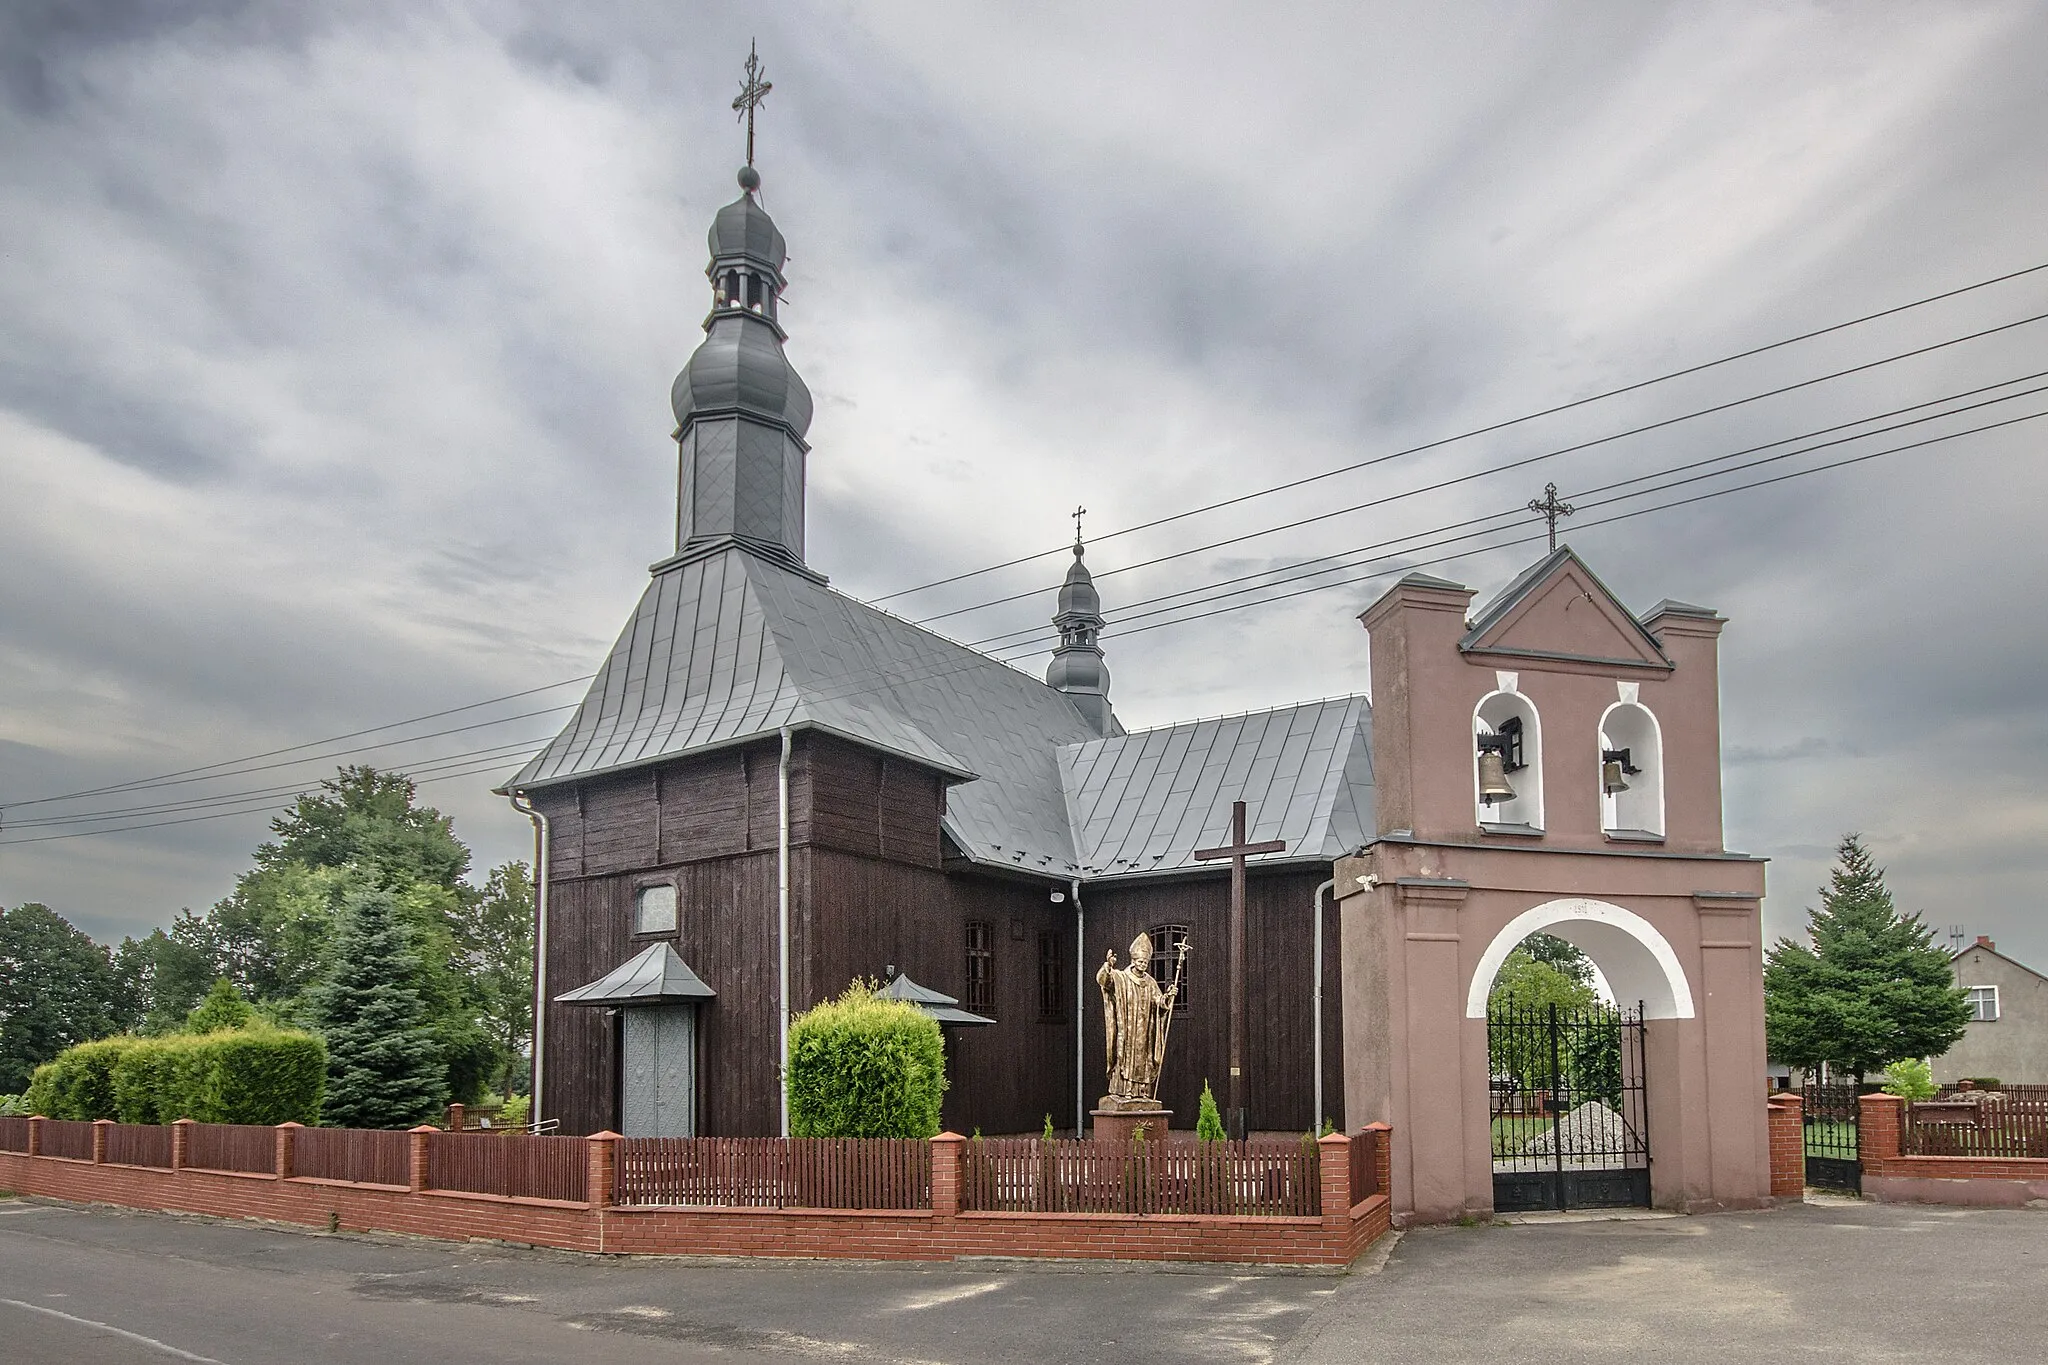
<box><xmin>500</xmin><ymin>158</ymin><xmax>1369</xmax><ymax>1139</ymax></box>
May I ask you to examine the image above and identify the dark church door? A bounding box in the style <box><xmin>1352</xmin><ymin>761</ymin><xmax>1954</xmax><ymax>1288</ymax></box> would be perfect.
<box><xmin>621</xmin><ymin>1006</ymin><xmax>697</xmax><ymax>1137</ymax></box>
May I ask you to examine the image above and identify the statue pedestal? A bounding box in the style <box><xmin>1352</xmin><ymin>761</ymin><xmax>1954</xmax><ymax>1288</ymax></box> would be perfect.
<box><xmin>1091</xmin><ymin>1107</ymin><xmax>1172</xmax><ymax>1143</ymax></box>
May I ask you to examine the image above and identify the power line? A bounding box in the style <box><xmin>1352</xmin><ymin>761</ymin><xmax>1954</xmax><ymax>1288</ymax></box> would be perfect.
<box><xmin>912</xmin><ymin>308</ymin><xmax>2048</xmax><ymax>628</ymax></box>
<box><xmin>984</xmin><ymin>405</ymin><xmax>2048</xmax><ymax>654</ymax></box>
<box><xmin>868</xmin><ymin>258</ymin><xmax>2048</xmax><ymax>605</ymax></box>
<box><xmin>961</xmin><ymin>372</ymin><xmax>2048</xmax><ymax>650</ymax></box>
<box><xmin>1</xmin><ymin>674</ymin><xmax>594</xmax><ymax>810</ymax></box>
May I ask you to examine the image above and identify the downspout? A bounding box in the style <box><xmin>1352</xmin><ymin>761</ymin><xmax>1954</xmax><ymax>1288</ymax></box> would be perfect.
<box><xmin>778</xmin><ymin>726</ymin><xmax>793</xmax><ymax>1139</ymax></box>
<box><xmin>1313</xmin><ymin>878</ymin><xmax>1333</xmax><ymax>1134</ymax></box>
<box><xmin>507</xmin><ymin>790</ymin><xmax>550</xmax><ymax>1129</ymax></box>
<box><xmin>1071</xmin><ymin>877</ymin><xmax>1086</xmax><ymax>1136</ymax></box>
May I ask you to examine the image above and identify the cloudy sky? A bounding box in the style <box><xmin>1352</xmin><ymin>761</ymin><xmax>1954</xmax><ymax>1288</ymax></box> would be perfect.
<box><xmin>4</xmin><ymin>1</ymin><xmax>2046</xmax><ymax>968</ymax></box>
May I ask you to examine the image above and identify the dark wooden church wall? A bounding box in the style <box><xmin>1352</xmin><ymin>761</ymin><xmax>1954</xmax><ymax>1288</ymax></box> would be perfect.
<box><xmin>800</xmin><ymin>850</ymin><xmax>1073</xmax><ymax>1136</ymax></box>
<box><xmin>1081</xmin><ymin>868</ymin><xmax>1343</xmax><ymax>1134</ymax></box>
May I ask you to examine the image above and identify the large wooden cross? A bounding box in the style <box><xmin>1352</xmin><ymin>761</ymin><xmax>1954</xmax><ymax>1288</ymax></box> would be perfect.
<box><xmin>1194</xmin><ymin>799</ymin><xmax>1286</xmax><ymax>1136</ymax></box>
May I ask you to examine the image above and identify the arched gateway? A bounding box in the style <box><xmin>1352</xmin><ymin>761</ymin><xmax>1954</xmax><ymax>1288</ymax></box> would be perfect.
<box><xmin>1338</xmin><ymin>552</ymin><xmax>1773</xmax><ymax>1223</ymax></box>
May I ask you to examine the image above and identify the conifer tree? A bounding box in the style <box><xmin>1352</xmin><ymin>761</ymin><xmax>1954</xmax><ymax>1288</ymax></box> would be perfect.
<box><xmin>1196</xmin><ymin>1080</ymin><xmax>1227</xmax><ymax>1142</ymax></box>
<box><xmin>1764</xmin><ymin>834</ymin><xmax>1970</xmax><ymax>1083</ymax></box>
<box><xmin>313</xmin><ymin>886</ymin><xmax>447</xmax><ymax>1128</ymax></box>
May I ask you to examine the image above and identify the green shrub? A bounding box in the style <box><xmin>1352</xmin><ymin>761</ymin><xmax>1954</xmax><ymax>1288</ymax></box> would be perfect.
<box><xmin>184</xmin><ymin>979</ymin><xmax>257</xmax><ymax>1034</ymax></box>
<box><xmin>787</xmin><ymin>980</ymin><xmax>945</xmax><ymax>1139</ymax></box>
<box><xmin>498</xmin><ymin>1093</ymin><xmax>530</xmax><ymax>1131</ymax></box>
<box><xmin>1882</xmin><ymin>1058</ymin><xmax>1937</xmax><ymax>1102</ymax></box>
<box><xmin>1196</xmin><ymin>1080</ymin><xmax>1227</xmax><ymax>1142</ymax></box>
<box><xmin>20</xmin><ymin>1036</ymin><xmax>149</xmax><ymax>1119</ymax></box>
<box><xmin>34</xmin><ymin>1028</ymin><xmax>323</xmax><ymax>1126</ymax></box>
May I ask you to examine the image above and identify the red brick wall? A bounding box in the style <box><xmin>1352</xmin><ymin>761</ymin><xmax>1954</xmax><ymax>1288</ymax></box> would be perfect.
<box><xmin>1857</xmin><ymin>1092</ymin><xmax>2048</xmax><ymax>1208</ymax></box>
<box><xmin>1766</xmin><ymin>1095</ymin><xmax>1802</xmax><ymax>1199</ymax></box>
<box><xmin>0</xmin><ymin>1127</ymin><xmax>1392</xmax><ymax>1268</ymax></box>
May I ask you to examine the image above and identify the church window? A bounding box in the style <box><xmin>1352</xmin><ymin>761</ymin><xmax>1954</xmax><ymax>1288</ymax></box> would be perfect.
<box><xmin>634</xmin><ymin>883</ymin><xmax>678</xmax><ymax>935</ymax></box>
<box><xmin>1038</xmin><ymin>931</ymin><xmax>1064</xmax><ymax>1020</ymax></box>
<box><xmin>1149</xmin><ymin>925</ymin><xmax>1191</xmax><ymax>1012</ymax></box>
<box><xmin>1966</xmin><ymin>986</ymin><xmax>2000</xmax><ymax>1022</ymax></box>
<box><xmin>965</xmin><ymin>921</ymin><xmax>994</xmax><ymax>1015</ymax></box>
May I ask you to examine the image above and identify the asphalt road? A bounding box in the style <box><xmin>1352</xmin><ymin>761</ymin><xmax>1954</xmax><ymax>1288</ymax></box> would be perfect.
<box><xmin>0</xmin><ymin>1196</ymin><xmax>2041</xmax><ymax>1364</ymax></box>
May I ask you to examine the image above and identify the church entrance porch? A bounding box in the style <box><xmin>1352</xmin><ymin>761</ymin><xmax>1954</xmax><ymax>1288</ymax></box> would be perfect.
<box><xmin>1487</xmin><ymin>1000</ymin><xmax>1650</xmax><ymax>1212</ymax></box>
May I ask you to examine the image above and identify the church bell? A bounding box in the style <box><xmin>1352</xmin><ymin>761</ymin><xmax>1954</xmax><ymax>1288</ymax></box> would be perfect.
<box><xmin>1601</xmin><ymin>760</ymin><xmax>1631</xmax><ymax>796</ymax></box>
<box><xmin>1477</xmin><ymin>749</ymin><xmax>1517</xmax><ymax>806</ymax></box>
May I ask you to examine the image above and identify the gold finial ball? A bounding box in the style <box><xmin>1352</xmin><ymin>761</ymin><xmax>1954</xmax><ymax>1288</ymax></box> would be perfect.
<box><xmin>737</xmin><ymin>164</ymin><xmax>761</xmax><ymax>193</ymax></box>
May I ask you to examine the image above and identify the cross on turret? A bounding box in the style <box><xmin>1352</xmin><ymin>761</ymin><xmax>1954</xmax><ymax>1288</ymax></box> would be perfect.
<box><xmin>1071</xmin><ymin>505</ymin><xmax>1087</xmax><ymax>546</ymax></box>
<box><xmin>733</xmin><ymin>40</ymin><xmax>772</xmax><ymax>169</ymax></box>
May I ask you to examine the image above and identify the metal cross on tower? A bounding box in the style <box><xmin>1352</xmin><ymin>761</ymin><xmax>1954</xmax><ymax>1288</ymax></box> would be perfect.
<box><xmin>733</xmin><ymin>40</ymin><xmax>772</xmax><ymax>168</ymax></box>
<box><xmin>1528</xmin><ymin>482</ymin><xmax>1576</xmax><ymax>552</ymax></box>
<box><xmin>1194</xmin><ymin>800</ymin><xmax>1287</xmax><ymax>1138</ymax></box>
<box><xmin>1071</xmin><ymin>505</ymin><xmax>1087</xmax><ymax>546</ymax></box>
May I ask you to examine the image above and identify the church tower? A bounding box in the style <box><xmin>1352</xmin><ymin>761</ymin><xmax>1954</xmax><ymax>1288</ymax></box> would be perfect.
<box><xmin>668</xmin><ymin>161</ymin><xmax>814</xmax><ymax>574</ymax></box>
<box><xmin>1046</xmin><ymin>528</ymin><xmax>1115</xmax><ymax>735</ymax></box>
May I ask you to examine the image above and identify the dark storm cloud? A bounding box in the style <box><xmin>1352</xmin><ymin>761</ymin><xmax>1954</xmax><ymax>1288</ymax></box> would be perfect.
<box><xmin>2</xmin><ymin>0</ymin><xmax>2045</xmax><ymax>973</ymax></box>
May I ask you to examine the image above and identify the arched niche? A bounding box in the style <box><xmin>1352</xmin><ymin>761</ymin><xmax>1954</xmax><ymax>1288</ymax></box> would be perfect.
<box><xmin>1465</xmin><ymin>898</ymin><xmax>1695</xmax><ymax>1020</ymax></box>
<box><xmin>1599</xmin><ymin>701</ymin><xmax>1665</xmax><ymax>837</ymax></box>
<box><xmin>1473</xmin><ymin>688</ymin><xmax>1544</xmax><ymax>830</ymax></box>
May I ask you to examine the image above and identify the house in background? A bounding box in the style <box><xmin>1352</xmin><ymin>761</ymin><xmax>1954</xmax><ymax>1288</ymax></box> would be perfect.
<box><xmin>1934</xmin><ymin>936</ymin><xmax>2048</xmax><ymax>1086</ymax></box>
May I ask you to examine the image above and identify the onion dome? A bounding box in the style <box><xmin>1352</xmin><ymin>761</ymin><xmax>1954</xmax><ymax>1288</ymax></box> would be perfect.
<box><xmin>1047</xmin><ymin>540</ymin><xmax>1114</xmax><ymax>734</ymax></box>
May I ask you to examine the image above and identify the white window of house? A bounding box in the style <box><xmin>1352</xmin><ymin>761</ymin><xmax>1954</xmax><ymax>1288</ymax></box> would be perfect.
<box><xmin>1966</xmin><ymin>985</ymin><xmax>1999</xmax><ymax>1022</ymax></box>
<box><xmin>635</xmin><ymin>883</ymin><xmax>678</xmax><ymax>935</ymax></box>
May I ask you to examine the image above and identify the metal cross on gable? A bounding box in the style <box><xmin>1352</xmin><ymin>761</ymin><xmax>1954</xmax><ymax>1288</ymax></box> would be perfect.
<box><xmin>733</xmin><ymin>39</ymin><xmax>772</xmax><ymax>168</ymax></box>
<box><xmin>1528</xmin><ymin>481</ymin><xmax>1576</xmax><ymax>552</ymax></box>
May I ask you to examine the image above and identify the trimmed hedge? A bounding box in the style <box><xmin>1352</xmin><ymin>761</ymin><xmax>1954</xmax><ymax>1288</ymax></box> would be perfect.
<box><xmin>23</xmin><ymin>1028</ymin><xmax>325</xmax><ymax>1126</ymax></box>
<box><xmin>787</xmin><ymin>981</ymin><xmax>946</xmax><ymax>1139</ymax></box>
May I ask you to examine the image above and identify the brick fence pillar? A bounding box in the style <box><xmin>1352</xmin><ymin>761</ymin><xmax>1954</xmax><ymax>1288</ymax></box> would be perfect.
<box><xmin>408</xmin><ymin>1125</ymin><xmax>436</xmax><ymax>1194</ymax></box>
<box><xmin>1766</xmin><ymin>1094</ymin><xmax>1802</xmax><ymax>1198</ymax></box>
<box><xmin>447</xmin><ymin>1103</ymin><xmax>466</xmax><ymax>1132</ymax></box>
<box><xmin>171</xmin><ymin>1118</ymin><xmax>194</xmax><ymax>1173</ymax></box>
<box><xmin>1859</xmin><ymin>1093</ymin><xmax>1903</xmax><ymax>1171</ymax></box>
<box><xmin>275</xmin><ymin>1121</ymin><xmax>301</xmax><ymax>1180</ymax></box>
<box><xmin>1318</xmin><ymin>1132</ymin><xmax>1351</xmax><ymax>1226</ymax></box>
<box><xmin>1360</xmin><ymin>1122</ymin><xmax>1393</xmax><ymax>1200</ymax></box>
<box><xmin>931</xmin><ymin>1132</ymin><xmax>965</xmax><ymax>1219</ymax></box>
<box><xmin>26</xmin><ymin>1115</ymin><xmax>42</xmax><ymax>1158</ymax></box>
<box><xmin>92</xmin><ymin>1118</ymin><xmax>112</xmax><ymax>1165</ymax></box>
<box><xmin>586</xmin><ymin>1131</ymin><xmax>620</xmax><ymax>1208</ymax></box>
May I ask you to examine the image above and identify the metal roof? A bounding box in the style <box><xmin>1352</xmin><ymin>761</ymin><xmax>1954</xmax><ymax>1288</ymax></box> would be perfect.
<box><xmin>554</xmin><ymin>941</ymin><xmax>716</xmax><ymax>1005</ymax></box>
<box><xmin>1057</xmin><ymin>697</ymin><xmax>1374</xmax><ymax>878</ymax></box>
<box><xmin>879</xmin><ymin>972</ymin><xmax>995</xmax><ymax>1027</ymax></box>
<box><xmin>507</xmin><ymin>546</ymin><xmax>1106</xmax><ymax>871</ymax></box>
<box><xmin>510</xmin><ymin>549</ymin><xmax>1377</xmax><ymax>883</ymax></box>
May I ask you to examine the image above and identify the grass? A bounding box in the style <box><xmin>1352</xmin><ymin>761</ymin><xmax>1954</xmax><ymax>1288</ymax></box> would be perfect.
<box><xmin>1803</xmin><ymin>1120</ymin><xmax>1857</xmax><ymax>1158</ymax></box>
<box><xmin>1490</xmin><ymin>1115</ymin><xmax>1554</xmax><ymax>1155</ymax></box>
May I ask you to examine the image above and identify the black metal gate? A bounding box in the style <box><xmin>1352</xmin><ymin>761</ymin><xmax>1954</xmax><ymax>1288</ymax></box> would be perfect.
<box><xmin>1801</xmin><ymin>1081</ymin><xmax>1860</xmax><ymax>1193</ymax></box>
<box><xmin>1488</xmin><ymin>1001</ymin><xmax>1651</xmax><ymax>1212</ymax></box>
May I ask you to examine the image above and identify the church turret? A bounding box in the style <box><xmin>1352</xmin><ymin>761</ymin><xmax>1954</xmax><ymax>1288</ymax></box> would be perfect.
<box><xmin>1046</xmin><ymin>518</ymin><xmax>1115</xmax><ymax>735</ymax></box>
<box><xmin>670</xmin><ymin>51</ymin><xmax>813</xmax><ymax>573</ymax></box>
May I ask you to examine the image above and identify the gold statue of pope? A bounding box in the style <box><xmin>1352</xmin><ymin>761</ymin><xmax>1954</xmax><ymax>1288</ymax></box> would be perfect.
<box><xmin>1096</xmin><ymin>931</ymin><xmax>1189</xmax><ymax>1109</ymax></box>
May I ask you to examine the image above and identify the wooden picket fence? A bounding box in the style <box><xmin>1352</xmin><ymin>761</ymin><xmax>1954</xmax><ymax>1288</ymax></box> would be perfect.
<box><xmin>103</xmin><ymin>1123</ymin><xmax>174</xmax><ymax>1169</ymax></box>
<box><xmin>1906</xmin><ymin>1095</ymin><xmax>2048</xmax><ymax>1158</ymax></box>
<box><xmin>187</xmin><ymin>1123</ymin><xmax>279</xmax><ymax>1174</ymax></box>
<box><xmin>959</xmin><ymin>1138</ymin><xmax>1322</xmax><ymax>1217</ymax></box>
<box><xmin>615</xmin><ymin>1136</ymin><xmax>933</xmax><ymax>1209</ymax></box>
<box><xmin>38</xmin><ymin>1119</ymin><xmax>95</xmax><ymax>1161</ymax></box>
<box><xmin>0</xmin><ymin>1116</ymin><xmax>30</xmax><ymax>1153</ymax></box>
<box><xmin>293</xmin><ymin>1126</ymin><xmax>410</xmax><ymax>1186</ymax></box>
<box><xmin>427</xmin><ymin>1132</ymin><xmax>588</xmax><ymax>1202</ymax></box>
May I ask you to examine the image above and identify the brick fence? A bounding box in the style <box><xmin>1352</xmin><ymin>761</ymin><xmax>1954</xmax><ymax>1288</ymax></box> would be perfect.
<box><xmin>1858</xmin><ymin>1093</ymin><xmax>2048</xmax><ymax>1208</ymax></box>
<box><xmin>0</xmin><ymin>1119</ymin><xmax>1393</xmax><ymax>1267</ymax></box>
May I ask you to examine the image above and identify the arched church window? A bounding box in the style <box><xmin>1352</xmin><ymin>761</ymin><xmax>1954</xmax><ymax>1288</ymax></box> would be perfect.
<box><xmin>634</xmin><ymin>883</ymin><xmax>678</xmax><ymax>935</ymax></box>
<box><xmin>1148</xmin><ymin>925</ymin><xmax>1192</xmax><ymax>1012</ymax></box>
<box><xmin>1599</xmin><ymin>701</ymin><xmax>1665</xmax><ymax>838</ymax></box>
<box><xmin>1474</xmin><ymin>689</ymin><xmax>1545</xmax><ymax>831</ymax></box>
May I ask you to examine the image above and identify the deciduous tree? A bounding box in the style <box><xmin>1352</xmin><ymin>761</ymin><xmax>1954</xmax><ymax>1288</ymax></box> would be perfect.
<box><xmin>0</xmin><ymin>903</ymin><xmax>124</xmax><ymax>1093</ymax></box>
